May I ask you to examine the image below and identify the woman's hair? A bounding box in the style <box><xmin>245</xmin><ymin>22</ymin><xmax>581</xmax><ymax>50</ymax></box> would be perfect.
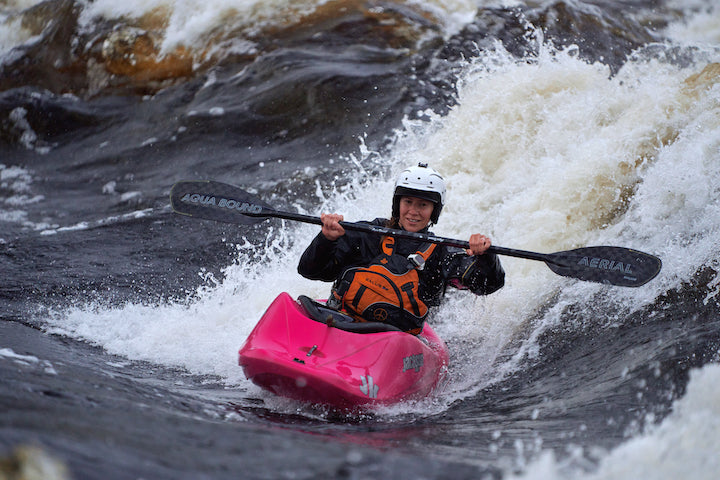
<box><xmin>385</xmin><ymin>216</ymin><xmax>400</xmax><ymax>229</ymax></box>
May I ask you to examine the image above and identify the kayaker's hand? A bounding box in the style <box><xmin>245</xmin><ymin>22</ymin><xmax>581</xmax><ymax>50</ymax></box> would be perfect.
<box><xmin>466</xmin><ymin>233</ymin><xmax>491</xmax><ymax>256</ymax></box>
<box><xmin>321</xmin><ymin>213</ymin><xmax>345</xmax><ymax>241</ymax></box>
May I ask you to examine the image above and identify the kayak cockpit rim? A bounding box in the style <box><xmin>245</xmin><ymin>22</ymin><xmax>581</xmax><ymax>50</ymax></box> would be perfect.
<box><xmin>296</xmin><ymin>295</ymin><xmax>404</xmax><ymax>334</ymax></box>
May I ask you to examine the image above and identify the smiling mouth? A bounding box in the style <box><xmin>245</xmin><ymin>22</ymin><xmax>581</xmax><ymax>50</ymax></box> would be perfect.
<box><xmin>403</xmin><ymin>218</ymin><xmax>424</xmax><ymax>228</ymax></box>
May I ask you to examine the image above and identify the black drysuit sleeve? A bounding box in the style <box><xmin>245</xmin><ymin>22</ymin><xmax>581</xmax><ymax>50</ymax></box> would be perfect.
<box><xmin>419</xmin><ymin>246</ymin><xmax>505</xmax><ymax>306</ymax></box>
<box><xmin>297</xmin><ymin>220</ymin><xmax>384</xmax><ymax>282</ymax></box>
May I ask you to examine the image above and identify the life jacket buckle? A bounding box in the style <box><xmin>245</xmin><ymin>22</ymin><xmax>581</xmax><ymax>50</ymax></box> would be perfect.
<box><xmin>407</xmin><ymin>253</ymin><xmax>426</xmax><ymax>271</ymax></box>
<box><xmin>326</xmin><ymin>296</ymin><xmax>341</xmax><ymax>310</ymax></box>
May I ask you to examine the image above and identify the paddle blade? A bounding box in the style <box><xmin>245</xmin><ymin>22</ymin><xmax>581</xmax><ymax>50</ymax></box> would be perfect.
<box><xmin>544</xmin><ymin>246</ymin><xmax>662</xmax><ymax>287</ymax></box>
<box><xmin>170</xmin><ymin>180</ymin><xmax>273</xmax><ymax>225</ymax></box>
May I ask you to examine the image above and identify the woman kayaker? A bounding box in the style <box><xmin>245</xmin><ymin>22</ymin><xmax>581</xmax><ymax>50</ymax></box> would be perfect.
<box><xmin>298</xmin><ymin>163</ymin><xmax>505</xmax><ymax>333</ymax></box>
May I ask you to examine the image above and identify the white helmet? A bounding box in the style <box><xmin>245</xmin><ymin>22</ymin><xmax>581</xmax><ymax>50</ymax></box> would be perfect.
<box><xmin>393</xmin><ymin>163</ymin><xmax>446</xmax><ymax>223</ymax></box>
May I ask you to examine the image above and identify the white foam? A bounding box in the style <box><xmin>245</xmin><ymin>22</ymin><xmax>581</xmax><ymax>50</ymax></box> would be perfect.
<box><xmin>664</xmin><ymin>1</ymin><xmax>720</xmax><ymax>45</ymax></box>
<box><xmin>3</xmin><ymin>107</ymin><xmax>51</xmax><ymax>153</ymax></box>
<box><xmin>507</xmin><ymin>364</ymin><xmax>720</xmax><ymax>480</ymax></box>
<box><xmin>0</xmin><ymin>347</ymin><xmax>57</xmax><ymax>375</ymax></box>
<box><xmin>0</xmin><ymin>163</ymin><xmax>48</xmax><ymax>230</ymax></box>
<box><xmin>39</xmin><ymin>208</ymin><xmax>153</xmax><ymax>235</ymax></box>
<box><xmin>1</xmin><ymin>163</ymin><xmax>32</xmax><ymax>189</ymax></box>
<box><xmin>390</xmin><ymin>32</ymin><xmax>720</xmax><ymax>391</ymax></box>
<box><xmin>44</xmin><ymin>28</ymin><xmax>720</xmax><ymax>392</ymax></box>
<box><xmin>0</xmin><ymin>1</ymin><xmax>47</xmax><ymax>59</ymax></box>
<box><xmin>44</xmin><ymin>224</ymin><xmax>323</xmax><ymax>385</ymax></box>
<box><xmin>38</xmin><ymin>9</ymin><xmax>720</xmax><ymax>480</ymax></box>
<box><xmin>76</xmin><ymin>0</ymin><xmax>480</xmax><ymax>54</ymax></box>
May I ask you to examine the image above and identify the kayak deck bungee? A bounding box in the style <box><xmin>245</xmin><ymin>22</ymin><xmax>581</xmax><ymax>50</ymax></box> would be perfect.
<box><xmin>238</xmin><ymin>292</ymin><xmax>449</xmax><ymax>409</ymax></box>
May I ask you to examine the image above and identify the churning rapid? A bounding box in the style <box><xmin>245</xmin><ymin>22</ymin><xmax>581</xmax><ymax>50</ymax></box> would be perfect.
<box><xmin>2</xmin><ymin>0</ymin><xmax>720</xmax><ymax>479</ymax></box>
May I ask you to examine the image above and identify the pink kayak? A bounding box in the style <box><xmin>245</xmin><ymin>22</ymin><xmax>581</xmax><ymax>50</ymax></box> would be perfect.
<box><xmin>238</xmin><ymin>292</ymin><xmax>449</xmax><ymax>409</ymax></box>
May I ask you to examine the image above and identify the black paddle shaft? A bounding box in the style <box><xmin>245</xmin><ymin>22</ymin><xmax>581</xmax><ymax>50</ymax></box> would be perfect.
<box><xmin>170</xmin><ymin>180</ymin><xmax>662</xmax><ymax>287</ymax></box>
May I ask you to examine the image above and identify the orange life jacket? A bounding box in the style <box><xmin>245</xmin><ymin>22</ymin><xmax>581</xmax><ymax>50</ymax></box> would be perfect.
<box><xmin>330</xmin><ymin>236</ymin><xmax>437</xmax><ymax>333</ymax></box>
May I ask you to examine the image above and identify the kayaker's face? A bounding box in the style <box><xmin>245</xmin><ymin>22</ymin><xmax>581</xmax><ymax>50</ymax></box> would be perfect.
<box><xmin>398</xmin><ymin>196</ymin><xmax>434</xmax><ymax>232</ymax></box>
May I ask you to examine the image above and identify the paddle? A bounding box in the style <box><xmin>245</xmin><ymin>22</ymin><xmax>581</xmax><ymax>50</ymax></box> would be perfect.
<box><xmin>170</xmin><ymin>180</ymin><xmax>662</xmax><ymax>287</ymax></box>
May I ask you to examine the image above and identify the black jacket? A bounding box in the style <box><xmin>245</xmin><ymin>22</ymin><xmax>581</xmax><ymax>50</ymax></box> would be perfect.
<box><xmin>297</xmin><ymin>218</ymin><xmax>505</xmax><ymax>308</ymax></box>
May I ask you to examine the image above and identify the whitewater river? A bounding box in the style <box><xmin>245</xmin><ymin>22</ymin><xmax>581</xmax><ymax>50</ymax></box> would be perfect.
<box><xmin>2</xmin><ymin>0</ymin><xmax>720</xmax><ymax>478</ymax></box>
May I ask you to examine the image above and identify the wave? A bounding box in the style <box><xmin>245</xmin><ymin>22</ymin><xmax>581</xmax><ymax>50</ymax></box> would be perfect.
<box><xmin>23</xmin><ymin>1</ymin><xmax>720</xmax><ymax>477</ymax></box>
<box><xmin>1</xmin><ymin>0</ymin><xmax>477</xmax><ymax>96</ymax></box>
<box><xmin>43</xmin><ymin>31</ymin><xmax>720</xmax><ymax>396</ymax></box>
<box><xmin>509</xmin><ymin>364</ymin><xmax>720</xmax><ymax>480</ymax></box>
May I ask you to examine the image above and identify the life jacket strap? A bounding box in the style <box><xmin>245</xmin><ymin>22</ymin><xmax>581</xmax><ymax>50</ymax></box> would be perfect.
<box><xmin>380</xmin><ymin>235</ymin><xmax>437</xmax><ymax>264</ymax></box>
